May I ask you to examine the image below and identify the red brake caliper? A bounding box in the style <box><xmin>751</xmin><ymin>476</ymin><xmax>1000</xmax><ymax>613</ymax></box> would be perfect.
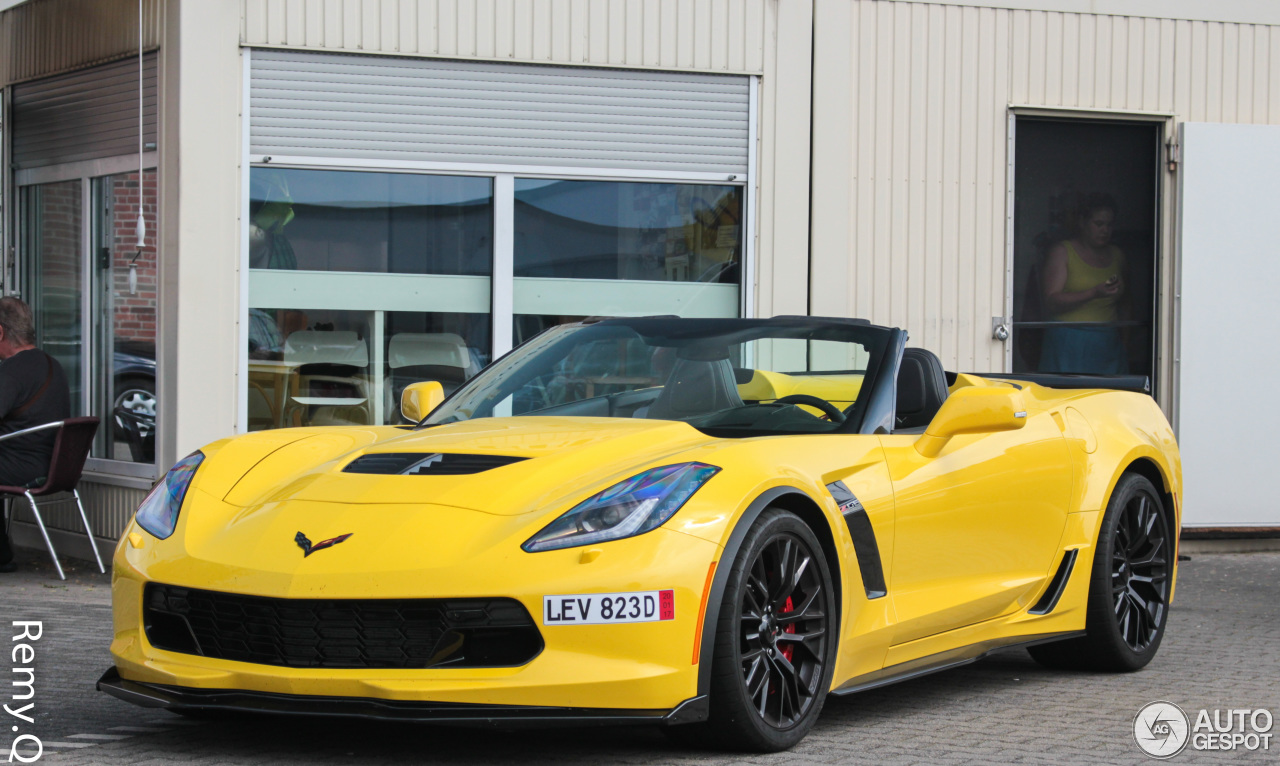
<box><xmin>781</xmin><ymin>596</ymin><xmax>796</xmax><ymax>662</ymax></box>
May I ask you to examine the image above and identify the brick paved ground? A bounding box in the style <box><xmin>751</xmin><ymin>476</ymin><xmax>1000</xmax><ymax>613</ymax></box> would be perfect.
<box><xmin>1</xmin><ymin>548</ymin><xmax>1276</xmax><ymax>765</ymax></box>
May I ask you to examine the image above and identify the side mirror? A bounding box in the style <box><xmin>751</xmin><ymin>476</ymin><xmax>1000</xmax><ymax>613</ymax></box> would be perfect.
<box><xmin>915</xmin><ymin>386</ymin><xmax>1027</xmax><ymax>457</ymax></box>
<box><xmin>401</xmin><ymin>381</ymin><xmax>445</xmax><ymax>423</ymax></box>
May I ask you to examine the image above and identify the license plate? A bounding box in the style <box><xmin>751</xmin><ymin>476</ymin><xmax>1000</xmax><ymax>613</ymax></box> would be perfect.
<box><xmin>542</xmin><ymin>590</ymin><xmax>674</xmax><ymax>625</ymax></box>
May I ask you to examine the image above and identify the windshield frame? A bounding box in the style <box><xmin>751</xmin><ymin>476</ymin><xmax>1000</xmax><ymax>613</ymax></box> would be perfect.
<box><xmin>418</xmin><ymin>316</ymin><xmax>905</xmax><ymax>438</ymax></box>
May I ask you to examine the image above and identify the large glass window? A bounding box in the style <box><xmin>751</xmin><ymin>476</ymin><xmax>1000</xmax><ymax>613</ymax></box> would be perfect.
<box><xmin>513</xmin><ymin>180</ymin><xmax>742</xmax><ymax>338</ymax></box>
<box><xmin>19</xmin><ymin>170</ymin><xmax>158</xmax><ymax>465</ymax></box>
<box><xmin>250</xmin><ymin>168</ymin><xmax>492</xmax><ymax>275</ymax></box>
<box><xmin>247</xmin><ymin>168</ymin><xmax>494</xmax><ymax>429</ymax></box>
<box><xmin>245</xmin><ymin>168</ymin><xmax>747</xmax><ymax>432</ymax></box>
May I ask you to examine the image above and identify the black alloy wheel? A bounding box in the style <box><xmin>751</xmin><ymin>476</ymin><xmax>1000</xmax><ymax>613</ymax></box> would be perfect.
<box><xmin>1029</xmin><ymin>472</ymin><xmax>1172</xmax><ymax>672</ymax></box>
<box><xmin>738</xmin><ymin>532</ymin><xmax>829</xmax><ymax>728</ymax></box>
<box><xmin>1111</xmin><ymin>486</ymin><xmax>1171</xmax><ymax>652</ymax></box>
<box><xmin>675</xmin><ymin>508</ymin><xmax>835</xmax><ymax>752</ymax></box>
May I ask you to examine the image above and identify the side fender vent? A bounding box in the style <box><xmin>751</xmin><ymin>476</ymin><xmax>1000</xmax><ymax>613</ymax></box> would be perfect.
<box><xmin>1029</xmin><ymin>549</ymin><xmax>1079</xmax><ymax>615</ymax></box>
<box><xmin>343</xmin><ymin>453</ymin><xmax>528</xmax><ymax>475</ymax></box>
<box><xmin>827</xmin><ymin>480</ymin><xmax>887</xmax><ymax>600</ymax></box>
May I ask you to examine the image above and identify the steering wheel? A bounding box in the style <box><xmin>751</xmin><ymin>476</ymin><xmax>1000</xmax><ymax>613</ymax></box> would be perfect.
<box><xmin>773</xmin><ymin>394</ymin><xmax>845</xmax><ymax>423</ymax></box>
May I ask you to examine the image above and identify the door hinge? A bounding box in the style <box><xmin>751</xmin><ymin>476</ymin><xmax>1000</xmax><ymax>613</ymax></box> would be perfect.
<box><xmin>1166</xmin><ymin>137</ymin><xmax>1180</xmax><ymax>173</ymax></box>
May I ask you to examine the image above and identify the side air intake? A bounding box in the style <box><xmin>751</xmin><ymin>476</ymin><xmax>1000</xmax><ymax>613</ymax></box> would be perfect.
<box><xmin>1029</xmin><ymin>549</ymin><xmax>1079</xmax><ymax>615</ymax></box>
<box><xmin>343</xmin><ymin>453</ymin><xmax>528</xmax><ymax>476</ymax></box>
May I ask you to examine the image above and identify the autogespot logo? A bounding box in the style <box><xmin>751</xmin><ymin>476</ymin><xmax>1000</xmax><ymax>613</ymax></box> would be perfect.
<box><xmin>1134</xmin><ymin>701</ymin><xmax>1275</xmax><ymax>758</ymax></box>
<box><xmin>1134</xmin><ymin>701</ymin><xmax>1191</xmax><ymax>759</ymax></box>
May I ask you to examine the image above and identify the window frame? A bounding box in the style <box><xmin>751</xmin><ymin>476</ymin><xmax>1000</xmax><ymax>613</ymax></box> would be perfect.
<box><xmin>14</xmin><ymin>152</ymin><xmax>160</xmax><ymax>479</ymax></box>
<box><xmin>236</xmin><ymin>66</ymin><xmax>759</xmax><ymax>434</ymax></box>
<box><xmin>1004</xmin><ymin>106</ymin><xmax>1174</xmax><ymax>403</ymax></box>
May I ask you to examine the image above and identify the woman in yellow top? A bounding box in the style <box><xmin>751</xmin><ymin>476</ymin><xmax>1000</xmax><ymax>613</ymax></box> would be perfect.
<box><xmin>1040</xmin><ymin>194</ymin><xmax>1128</xmax><ymax>374</ymax></box>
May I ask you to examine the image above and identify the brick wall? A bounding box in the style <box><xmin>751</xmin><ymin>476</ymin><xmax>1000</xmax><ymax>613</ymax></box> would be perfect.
<box><xmin>109</xmin><ymin>171</ymin><xmax>158</xmax><ymax>341</ymax></box>
<box><xmin>37</xmin><ymin>180</ymin><xmax>82</xmax><ymax>292</ymax></box>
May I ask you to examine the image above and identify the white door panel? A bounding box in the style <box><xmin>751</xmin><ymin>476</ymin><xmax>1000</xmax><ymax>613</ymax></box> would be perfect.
<box><xmin>1179</xmin><ymin>122</ymin><xmax>1280</xmax><ymax>526</ymax></box>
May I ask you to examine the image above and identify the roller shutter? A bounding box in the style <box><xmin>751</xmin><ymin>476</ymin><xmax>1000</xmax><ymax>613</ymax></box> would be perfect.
<box><xmin>250</xmin><ymin>49</ymin><xmax>749</xmax><ymax>176</ymax></box>
<box><xmin>11</xmin><ymin>53</ymin><xmax>157</xmax><ymax>170</ymax></box>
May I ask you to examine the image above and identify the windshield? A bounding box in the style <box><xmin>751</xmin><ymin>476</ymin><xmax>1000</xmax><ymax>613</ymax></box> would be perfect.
<box><xmin>422</xmin><ymin>317</ymin><xmax>896</xmax><ymax>437</ymax></box>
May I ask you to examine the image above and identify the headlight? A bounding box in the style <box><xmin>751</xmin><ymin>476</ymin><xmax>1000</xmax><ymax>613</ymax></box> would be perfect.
<box><xmin>135</xmin><ymin>452</ymin><xmax>204</xmax><ymax>540</ymax></box>
<box><xmin>522</xmin><ymin>463</ymin><xmax>719</xmax><ymax>552</ymax></box>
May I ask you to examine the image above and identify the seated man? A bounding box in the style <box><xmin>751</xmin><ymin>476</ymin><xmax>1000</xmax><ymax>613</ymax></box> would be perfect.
<box><xmin>0</xmin><ymin>297</ymin><xmax>70</xmax><ymax>573</ymax></box>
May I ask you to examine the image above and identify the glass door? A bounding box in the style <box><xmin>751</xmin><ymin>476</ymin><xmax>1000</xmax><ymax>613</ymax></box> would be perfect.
<box><xmin>91</xmin><ymin>172</ymin><xmax>158</xmax><ymax>463</ymax></box>
<box><xmin>1011</xmin><ymin>118</ymin><xmax>1161</xmax><ymax>387</ymax></box>
<box><xmin>20</xmin><ymin>180</ymin><xmax>84</xmax><ymax>416</ymax></box>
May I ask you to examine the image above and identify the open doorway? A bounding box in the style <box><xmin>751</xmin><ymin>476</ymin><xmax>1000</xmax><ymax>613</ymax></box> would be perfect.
<box><xmin>1011</xmin><ymin>117</ymin><xmax>1161</xmax><ymax>387</ymax></box>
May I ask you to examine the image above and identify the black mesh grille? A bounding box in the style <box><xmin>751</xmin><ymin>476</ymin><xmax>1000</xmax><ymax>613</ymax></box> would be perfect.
<box><xmin>143</xmin><ymin>584</ymin><xmax>542</xmax><ymax>669</ymax></box>
<box><xmin>342</xmin><ymin>453</ymin><xmax>528</xmax><ymax>475</ymax></box>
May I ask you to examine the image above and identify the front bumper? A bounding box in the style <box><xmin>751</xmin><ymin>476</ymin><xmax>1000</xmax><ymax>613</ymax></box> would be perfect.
<box><xmin>110</xmin><ymin>505</ymin><xmax>721</xmax><ymax>711</ymax></box>
<box><xmin>96</xmin><ymin>668</ymin><xmax>708</xmax><ymax>727</ymax></box>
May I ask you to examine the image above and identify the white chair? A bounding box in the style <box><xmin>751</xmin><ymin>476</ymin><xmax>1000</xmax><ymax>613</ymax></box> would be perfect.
<box><xmin>283</xmin><ymin>331</ymin><xmax>371</xmax><ymax>426</ymax></box>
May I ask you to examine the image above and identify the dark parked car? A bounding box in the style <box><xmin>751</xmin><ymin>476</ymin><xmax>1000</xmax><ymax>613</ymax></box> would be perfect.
<box><xmin>113</xmin><ymin>340</ymin><xmax>155</xmax><ymax>462</ymax></box>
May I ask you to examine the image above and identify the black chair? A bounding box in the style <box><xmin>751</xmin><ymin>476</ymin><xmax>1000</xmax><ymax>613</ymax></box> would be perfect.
<box><xmin>0</xmin><ymin>417</ymin><xmax>103</xmax><ymax>580</ymax></box>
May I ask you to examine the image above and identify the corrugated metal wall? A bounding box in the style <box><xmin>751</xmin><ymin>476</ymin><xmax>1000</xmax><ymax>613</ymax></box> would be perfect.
<box><xmin>11</xmin><ymin>52</ymin><xmax>158</xmax><ymax>169</ymax></box>
<box><xmin>8</xmin><ymin>483</ymin><xmax>145</xmax><ymax>540</ymax></box>
<box><xmin>810</xmin><ymin>0</ymin><xmax>1280</xmax><ymax>373</ymax></box>
<box><xmin>241</xmin><ymin>0</ymin><xmax>768</xmax><ymax>75</ymax></box>
<box><xmin>250</xmin><ymin>49</ymin><xmax>750</xmax><ymax>173</ymax></box>
<box><xmin>0</xmin><ymin>0</ymin><xmax>162</xmax><ymax>87</ymax></box>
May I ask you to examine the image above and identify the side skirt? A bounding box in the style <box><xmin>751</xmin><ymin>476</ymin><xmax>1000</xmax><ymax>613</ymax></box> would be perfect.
<box><xmin>829</xmin><ymin>631</ymin><xmax>1085</xmax><ymax>696</ymax></box>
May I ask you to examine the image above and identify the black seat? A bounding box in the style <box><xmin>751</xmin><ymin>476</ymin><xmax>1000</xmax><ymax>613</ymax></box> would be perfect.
<box><xmin>895</xmin><ymin>348</ymin><xmax>949</xmax><ymax>431</ymax></box>
<box><xmin>645</xmin><ymin>358</ymin><xmax>744</xmax><ymax>421</ymax></box>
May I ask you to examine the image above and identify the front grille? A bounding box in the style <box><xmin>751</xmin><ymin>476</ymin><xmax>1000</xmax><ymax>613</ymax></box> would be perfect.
<box><xmin>342</xmin><ymin>452</ymin><xmax>528</xmax><ymax>475</ymax></box>
<box><xmin>143</xmin><ymin>584</ymin><xmax>543</xmax><ymax>669</ymax></box>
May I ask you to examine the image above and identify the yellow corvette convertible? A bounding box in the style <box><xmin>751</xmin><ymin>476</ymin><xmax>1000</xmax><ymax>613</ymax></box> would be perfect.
<box><xmin>99</xmin><ymin>317</ymin><xmax>1181</xmax><ymax>751</ymax></box>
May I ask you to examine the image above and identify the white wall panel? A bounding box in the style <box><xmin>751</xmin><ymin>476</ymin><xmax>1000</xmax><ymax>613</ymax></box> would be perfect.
<box><xmin>242</xmin><ymin>0</ymin><xmax>768</xmax><ymax>74</ymax></box>
<box><xmin>1178</xmin><ymin>122</ymin><xmax>1280</xmax><ymax>526</ymax></box>
<box><xmin>811</xmin><ymin>0</ymin><xmax>1280</xmax><ymax>374</ymax></box>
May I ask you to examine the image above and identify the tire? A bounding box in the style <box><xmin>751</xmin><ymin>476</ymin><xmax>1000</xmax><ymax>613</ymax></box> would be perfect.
<box><xmin>697</xmin><ymin>508</ymin><xmax>837</xmax><ymax>752</ymax></box>
<box><xmin>1029</xmin><ymin>473</ymin><xmax>1173</xmax><ymax>672</ymax></box>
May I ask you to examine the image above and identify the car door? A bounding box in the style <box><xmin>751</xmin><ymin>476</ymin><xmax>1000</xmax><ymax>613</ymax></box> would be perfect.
<box><xmin>877</xmin><ymin>407</ymin><xmax>1072</xmax><ymax>647</ymax></box>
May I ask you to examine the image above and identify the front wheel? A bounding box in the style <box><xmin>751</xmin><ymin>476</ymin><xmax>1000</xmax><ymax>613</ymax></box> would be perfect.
<box><xmin>1029</xmin><ymin>473</ymin><xmax>1173</xmax><ymax>671</ymax></box>
<box><xmin>698</xmin><ymin>508</ymin><xmax>837</xmax><ymax>751</ymax></box>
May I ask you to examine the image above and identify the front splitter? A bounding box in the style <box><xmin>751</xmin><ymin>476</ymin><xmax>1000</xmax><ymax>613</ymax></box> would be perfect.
<box><xmin>96</xmin><ymin>667</ymin><xmax>708</xmax><ymax>728</ymax></box>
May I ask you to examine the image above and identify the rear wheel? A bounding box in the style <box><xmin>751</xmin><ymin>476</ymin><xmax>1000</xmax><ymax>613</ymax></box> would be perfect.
<box><xmin>1029</xmin><ymin>473</ymin><xmax>1172</xmax><ymax>671</ymax></box>
<box><xmin>692</xmin><ymin>508</ymin><xmax>836</xmax><ymax>751</ymax></box>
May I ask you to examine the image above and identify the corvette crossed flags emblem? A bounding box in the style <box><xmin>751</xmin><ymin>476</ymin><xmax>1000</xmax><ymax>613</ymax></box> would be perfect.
<box><xmin>295</xmin><ymin>531</ymin><xmax>353</xmax><ymax>557</ymax></box>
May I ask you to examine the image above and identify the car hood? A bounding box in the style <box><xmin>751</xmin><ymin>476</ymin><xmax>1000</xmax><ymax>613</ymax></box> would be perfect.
<box><xmin>207</xmin><ymin>417</ymin><xmax>719</xmax><ymax>516</ymax></box>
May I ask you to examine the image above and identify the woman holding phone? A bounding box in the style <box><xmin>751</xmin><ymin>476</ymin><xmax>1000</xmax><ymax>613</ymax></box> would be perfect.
<box><xmin>1039</xmin><ymin>193</ymin><xmax>1129</xmax><ymax>374</ymax></box>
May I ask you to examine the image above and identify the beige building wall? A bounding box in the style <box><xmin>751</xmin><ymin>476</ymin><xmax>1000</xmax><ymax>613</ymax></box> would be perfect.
<box><xmin>810</xmin><ymin>0</ymin><xmax>1280</xmax><ymax>400</ymax></box>
<box><xmin>157</xmin><ymin>0</ymin><xmax>245</xmax><ymax>464</ymax></box>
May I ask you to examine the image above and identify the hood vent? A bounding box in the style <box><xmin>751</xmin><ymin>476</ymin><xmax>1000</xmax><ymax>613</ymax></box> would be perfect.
<box><xmin>343</xmin><ymin>453</ymin><xmax>528</xmax><ymax>476</ymax></box>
